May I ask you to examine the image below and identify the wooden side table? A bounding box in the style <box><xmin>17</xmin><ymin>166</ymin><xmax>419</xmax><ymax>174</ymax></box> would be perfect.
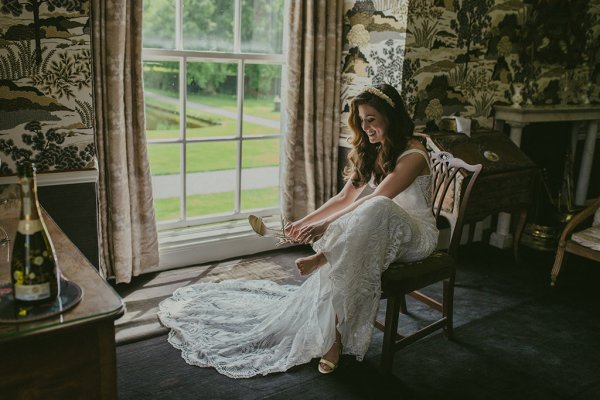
<box><xmin>0</xmin><ymin>195</ymin><xmax>125</xmax><ymax>400</ymax></box>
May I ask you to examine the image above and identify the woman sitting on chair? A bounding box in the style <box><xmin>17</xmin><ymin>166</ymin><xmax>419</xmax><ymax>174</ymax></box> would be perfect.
<box><xmin>158</xmin><ymin>84</ymin><xmax>439</xmax><ymax>378</ymax></box>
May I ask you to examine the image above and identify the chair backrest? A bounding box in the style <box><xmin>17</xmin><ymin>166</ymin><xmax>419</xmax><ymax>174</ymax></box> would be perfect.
<box><xmin>430</xmin><ymin>151</ymin><xmax>482</xmax><ymax>258</ymax></box>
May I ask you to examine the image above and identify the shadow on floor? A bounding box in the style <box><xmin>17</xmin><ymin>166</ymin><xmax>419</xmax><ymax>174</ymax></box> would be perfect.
<box><xmin>116</xmin><ymin>243</ymin><xmax>600</xmax><ymax>400</ymax></box>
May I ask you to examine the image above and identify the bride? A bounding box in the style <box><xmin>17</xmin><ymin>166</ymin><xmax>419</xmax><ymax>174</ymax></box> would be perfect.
<box><xmin>158</xmin><ymin>84</ymin><xmax>439</xmax><ymax>378</ymax></box>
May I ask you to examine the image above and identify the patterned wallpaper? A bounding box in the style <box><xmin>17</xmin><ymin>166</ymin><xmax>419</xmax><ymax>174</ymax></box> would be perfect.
<box><xmin>340</xmin><ymin>0</ymin><xmax>410</xmax><ymax>143</ymax></box>
<box><xmin>0</xmin><ymin>0</ymin><xmax>95</xmax><ymax>176</ymax></box>
<box><xmin>2</xmin><ymin>1</ymin><xmax>597</xmax><ymax>171</ymax></box>
<box><xmin>341</xmin><ymin>0</ymin><xmax>600</xmax><ymax>134</ymax></box>
<box><xmin>403</xmin><ymin>0</ymin><xmax>600</xmax><ymax>129</ymax></box>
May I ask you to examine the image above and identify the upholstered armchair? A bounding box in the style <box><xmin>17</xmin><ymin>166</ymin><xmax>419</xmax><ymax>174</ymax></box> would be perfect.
<box><xmin>551</xmin><ymin>196</ymin><xmax>600</xmax><ymax>286</ymax></box>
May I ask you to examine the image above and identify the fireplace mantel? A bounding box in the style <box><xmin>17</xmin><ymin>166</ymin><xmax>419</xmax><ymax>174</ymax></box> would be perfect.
<box><xmin>494</xmin><ymin>105</ymin><xmax>600</xmax><ymax>125</ymax></box>
<box><xmin>491</xmin><ymin>104</ymin><xmax>600</xmax><ymax>249</ymax></box>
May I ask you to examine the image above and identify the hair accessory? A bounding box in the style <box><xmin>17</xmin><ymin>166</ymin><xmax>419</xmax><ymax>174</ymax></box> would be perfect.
<box><xmin>362</xmin><ymin>86</ymin><xmax>395</xmax><ymax>108</ymax></box>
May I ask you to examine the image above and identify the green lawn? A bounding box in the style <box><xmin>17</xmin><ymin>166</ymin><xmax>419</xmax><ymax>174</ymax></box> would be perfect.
<box><xmin>145</xmin><ymin>88</ymin><xmax>281</xmax><ymax>121</ymax></box>
<box><xmin>147</xmin><ymin>139</ymin><xmax>280</xmax><ymax>175</ymax></box>
<box><xmin>145</xmin><ymin>89</ymin><xmax>281</xmax><ymax>216</ymax></box>
<box><xmin>144</xmin><ymin>96</ymin><xmax>280</xmax><ymax>140</ymax></box>
<box><xmin>155</xmin><ymin>187</ymin><xmax>279</xmax><ymax>221</ymax></box>
<box><xmin>145</xmin><ymin>93</ymin><xmax>281</xmax><ymax>175</ymax></box>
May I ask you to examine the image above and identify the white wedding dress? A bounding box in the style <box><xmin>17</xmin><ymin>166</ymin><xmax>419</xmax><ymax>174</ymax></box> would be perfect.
<box><xmin>158</xmin><ymin>149</ymin><xmax>439</xmax><ymax>378</ymax></box>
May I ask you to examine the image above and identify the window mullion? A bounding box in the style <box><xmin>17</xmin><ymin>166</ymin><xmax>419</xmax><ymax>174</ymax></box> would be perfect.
<box><xmin>234</xmin><ymin>0</ymin><xmax>241</xmax><ymax>53</ymax></box>
<box><xmin>235</xmin><ymin>59</ymin><xmax>244</xmax><ymax>213</ymax></box>
<box><xmin>180</xmin><ymin>57</ymin><xmax>187</xmax><ymax>222</ymax></box>
<box><xmin>143</xmin><ymin>48</ymin><xmax>284</xmax><ymax>63</ymax></box>
<box><xmin>176</xmin><ymin>0</ymin><xmax>182</xmax><ymax>50</ymax></box>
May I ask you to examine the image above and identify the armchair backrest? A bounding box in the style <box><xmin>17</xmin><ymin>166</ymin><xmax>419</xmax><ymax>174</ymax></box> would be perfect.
<box><xmin>430</xmin><ymin>151</ymin><xmax>482</xmax><ymax>259</ymax></box>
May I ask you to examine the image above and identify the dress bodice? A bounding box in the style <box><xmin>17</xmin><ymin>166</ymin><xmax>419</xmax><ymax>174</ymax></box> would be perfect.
<box><xmin>367</xmin><ymin>148</ymin><xmax>432</xmax><ymax>215</ymax></box>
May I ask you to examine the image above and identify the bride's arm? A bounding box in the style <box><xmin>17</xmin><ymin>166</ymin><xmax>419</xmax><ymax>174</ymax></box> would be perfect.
<box><xmin>286</xmin><ymin>179</ymin><xmax>365</xmax><ymax>236</ymax></box>
<box><xmin>293</xmin><ymin>152</ymin><xmax>427</xmax><ymax>244</ymax></box>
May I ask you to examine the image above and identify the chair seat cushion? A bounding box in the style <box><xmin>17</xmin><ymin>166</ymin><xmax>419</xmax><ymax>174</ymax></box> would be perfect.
<box><xmin>381</xmin><ymin>251</ymin><xmax>455</xmax><ymax>294</ymax></box>
<box><xmin>572</xmin><ymin>226</ymin><xmax>600</xmax><ymax>251</ymax></box>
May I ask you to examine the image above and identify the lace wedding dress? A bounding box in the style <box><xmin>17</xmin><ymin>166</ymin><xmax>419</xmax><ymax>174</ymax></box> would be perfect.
<box><xmin>158</xmin><ymin>149</ymin><xmax>439</xmax><ymax>378</ymax></box>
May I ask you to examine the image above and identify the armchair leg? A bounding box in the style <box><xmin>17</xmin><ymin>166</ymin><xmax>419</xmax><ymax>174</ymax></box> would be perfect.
<box><xmin>551</xmin><ymin>242</ymin><xmax>567</xmax><ymax>287</ymax></box>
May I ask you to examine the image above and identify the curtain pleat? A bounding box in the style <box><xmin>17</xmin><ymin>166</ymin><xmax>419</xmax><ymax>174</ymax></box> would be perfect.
<box><xmin>92</xmin><ymin>0</ymin><xmax>159</xmax><ymax>283</ymax></box>
<box><xmin>283</xmin><ymin>0</ymin><xmax>343</xmax><ymax>221</ymax></box>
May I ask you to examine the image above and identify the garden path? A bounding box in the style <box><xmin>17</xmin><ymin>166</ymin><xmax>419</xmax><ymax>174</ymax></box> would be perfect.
<box><xmin>152</xmin><ymin>166</ymin><xmax>279</xmax><ymax>199</ymax></box>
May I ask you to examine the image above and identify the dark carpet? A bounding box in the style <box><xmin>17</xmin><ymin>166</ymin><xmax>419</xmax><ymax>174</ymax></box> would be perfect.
<box><xmin>116</xmin><ymin>243</ymin><xmax>600</xmax><ymax>400</ymax></box>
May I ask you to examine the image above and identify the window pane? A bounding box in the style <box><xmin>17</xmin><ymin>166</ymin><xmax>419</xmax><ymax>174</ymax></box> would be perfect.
<box><xmin>241</xmin><ymin>0</ymin><xmax>284</xmax><ymax>54</ymax></box>
<box><xmin>143</xmin><ymin>0</ymin><xmax>176</xmax><ymax>49</ymax></box>
<box><xmin>186</xmin><ymin>141</ymin><xmax>237</xmax><ymax>218</ymax></box>
<box><xmin>148</xmin><ymin>143</ymin><xmax>182</xmax><ymax>222</ymax></box>
<box><xmin>242</xmin><ymin>64</ymin><xmax>281</xmax><ymax>137</ymax></box>
<box><xmin>186</xmin><ymin>61</ymin><xmax>238</xmax><ymax>138</ymax></box>
<box><xmin>241</xmin><ymin>138</ymin><xmax>279</xmax><ymax>210</ymax></box>
<box><xmin>144</xmin><ymin>61</ymin><xmax>180</xmax><ymax>140</ymax></box>
<box><xmin>183</xmin><ymin>0</ymin><xmax>234</xmax><ymax>52</ymax></box>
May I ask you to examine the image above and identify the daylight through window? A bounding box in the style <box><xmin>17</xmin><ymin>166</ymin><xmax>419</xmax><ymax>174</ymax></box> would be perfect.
<box><xmin>142</xmin><ymin>0</ymin><xmax>285</xmax><ymax>230</ymax></box>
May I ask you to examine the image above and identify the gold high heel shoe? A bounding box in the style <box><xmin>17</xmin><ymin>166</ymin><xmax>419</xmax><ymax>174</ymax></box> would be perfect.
<box><xmin>248</xmin><ymin>215</ymin><xmax>297</xmax><ymax>247</ymax></box>
<box><xmin>318</xmin><ymin>340</ymin><xmax>342</xmax><ymax>374</ymax></box>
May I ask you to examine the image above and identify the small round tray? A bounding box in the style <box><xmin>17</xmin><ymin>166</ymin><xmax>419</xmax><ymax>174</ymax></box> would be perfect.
<box><xmin>0</xmin><ymin>279</ymin><xmax>83</xmax><ymax>323</ymax></box>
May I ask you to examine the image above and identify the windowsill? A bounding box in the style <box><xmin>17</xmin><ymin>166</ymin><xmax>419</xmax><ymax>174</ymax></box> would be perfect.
<box><xmin>155</xmin><ymin>215</ymin><xmax>288</xmax><ymax>271</ymax></box>
<box><xmin>159</xmin><ymin>215</ymin><xmax>282</xmax><ymax>245</ymax></box>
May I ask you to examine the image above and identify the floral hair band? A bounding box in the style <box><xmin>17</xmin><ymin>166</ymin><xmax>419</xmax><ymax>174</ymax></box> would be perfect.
<box><xmin>362</xmin><ymin>86</ymin><xmax>395</xmax><ymax>108</ymax></box>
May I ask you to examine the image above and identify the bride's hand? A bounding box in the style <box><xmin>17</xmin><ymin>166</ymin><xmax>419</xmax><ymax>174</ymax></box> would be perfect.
<box><xmin>284</xmin><ymin>220</ymin><xmax>304</xmax><ymax>241</ymax></box>
<box><xmin>295</xmin><ymin>220</ymin><xmax>329</xmax><ymax>244</ymax></box>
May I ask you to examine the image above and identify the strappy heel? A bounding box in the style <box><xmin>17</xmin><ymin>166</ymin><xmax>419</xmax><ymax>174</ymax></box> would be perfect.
<box><xmin>248</xmin><ymin>215</ymin><xmax>298</xmax><ymax>246</ymax></box>
<box><xmin>318</xmin><ymin>340</ymin><xmax>342</xmax><ymax>374</ymax></box>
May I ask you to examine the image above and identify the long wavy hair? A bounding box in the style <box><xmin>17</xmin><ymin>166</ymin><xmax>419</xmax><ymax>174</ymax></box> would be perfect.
<box><xmin>344</xmin><ymin>83</ymin><xmax>415</xmax><ymax>187</ymax></box>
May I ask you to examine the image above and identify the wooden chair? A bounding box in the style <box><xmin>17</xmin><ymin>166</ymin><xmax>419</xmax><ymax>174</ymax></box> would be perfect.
<box><xmin>376</xmin><ymin>151</ymin><xmax>482</xmax><ymax>373</ymax></box>
<box><xmin>550</xmin><ymin>196</ymin><xmax>600</xmax><ymax>286</ymax></box>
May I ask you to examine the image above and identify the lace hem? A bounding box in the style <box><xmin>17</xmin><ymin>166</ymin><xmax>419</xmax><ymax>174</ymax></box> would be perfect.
<box><xmin>158</xmin><ymin>277</ymin><xmax>334</xmax><ymax>378</ymax></box>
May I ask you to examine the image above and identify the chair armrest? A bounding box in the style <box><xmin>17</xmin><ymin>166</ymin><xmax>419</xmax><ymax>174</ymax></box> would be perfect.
<box><xmin>559</xmin><ymin>196</ymin><xmax>600</xmax><ymax>242</ymax></box>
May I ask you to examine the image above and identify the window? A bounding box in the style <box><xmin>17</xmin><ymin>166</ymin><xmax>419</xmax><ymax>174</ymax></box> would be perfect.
<box><xmin>142</xmin><ymin>0</ymin><xmax>286</xmax><ymax>231</ymax></box>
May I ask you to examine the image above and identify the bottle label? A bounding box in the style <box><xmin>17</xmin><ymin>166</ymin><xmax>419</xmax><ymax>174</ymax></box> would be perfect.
<box><xmin>14</xmin><ymin>282</ymin><xmax>51</xmax><ymax>301</ymax></box>
<box><xmin>17</xmin><ymin>220</ymin><xmax>43</xmax><ymax>235</ymax></box>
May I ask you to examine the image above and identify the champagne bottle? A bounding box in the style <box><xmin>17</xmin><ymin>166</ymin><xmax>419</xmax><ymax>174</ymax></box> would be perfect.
<box><xmin>11</xmin><ymin>162</ymin><xmax>60</xmax><ymax>304</ymax></box>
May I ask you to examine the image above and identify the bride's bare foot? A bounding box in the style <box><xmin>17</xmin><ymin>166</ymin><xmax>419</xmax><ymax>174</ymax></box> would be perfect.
<box><xmin>295</xmin><ymin>252</ymin><xmax>327</xmax><ymax>276</ymax></box>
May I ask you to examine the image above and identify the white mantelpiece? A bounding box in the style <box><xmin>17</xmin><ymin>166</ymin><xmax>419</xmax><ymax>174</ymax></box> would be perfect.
<box><xmin>491</xmin><ymin>104</ymin><xmax>600</xmax><ymax>249</ymax></box>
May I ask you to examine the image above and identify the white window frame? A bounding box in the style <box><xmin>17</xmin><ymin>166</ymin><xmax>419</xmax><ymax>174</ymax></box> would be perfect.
<box><xmin>142</xmin><ymin>0</ymin><xmax>286</xmax><ymax>232</ymax></box>
<box><xmin>141</xmin><ymin>0</ymin><xmax>289</xmax><ymax>270</ymax></box>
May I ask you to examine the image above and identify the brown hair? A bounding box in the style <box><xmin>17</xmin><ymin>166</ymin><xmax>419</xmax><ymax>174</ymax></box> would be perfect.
<box><xmin>345</xmin><ymin>83</ymin><xmax>415</xmax><ymax>187</ymax></box>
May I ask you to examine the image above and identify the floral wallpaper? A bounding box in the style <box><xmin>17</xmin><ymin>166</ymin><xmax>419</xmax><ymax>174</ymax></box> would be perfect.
<box><xmin>402</xmin><ymin>0</ymin><xmax>600</xmax><ymax>129</ymax></box>
<box><xmin>341</xmin><ymin>0</ymin><xmax>600</xmax><ymax>134</ymax></box>
<box><xmin>0</xmin><ymin>0</ymin><xmax>95</xmax><ymax>176</ymax></box>
<box><xmin>340</xmin><ymin>0</ymin><xmax>410</xmax><ymax>143</ymax></box>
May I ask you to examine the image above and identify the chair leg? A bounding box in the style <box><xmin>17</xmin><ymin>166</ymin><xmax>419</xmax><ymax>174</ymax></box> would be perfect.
<box><xmin>513</xmin><ymin>208</ymin><xmax>528</xmax><ymax>265</ymax></box>
<box><xmin>468</xmin><ymin>223</ymin><xmax>476</xmax><ymax>244</ymax></box>
<box><xmin>551</xmin><ymin>242</ymin><xmax>567</xmax><ymax>287</ymax></box>
<box><xmin>400</xmin><ymin>295</ymin><xmax>407</xmax><ymax>314</ymax></box>
<box><xmin>442</xmin><ymin>279</ymin><xmax>454</xmax><ymax>339</ymax></box>
<box><xmin>381</xmin><ymin>295</ymin><xmax>401</xmax><ymax>373</ymax></box>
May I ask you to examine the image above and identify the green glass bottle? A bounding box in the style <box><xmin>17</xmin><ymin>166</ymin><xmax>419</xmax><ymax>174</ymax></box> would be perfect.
<box><xmin>11</xmin><ymin>162</ymin><xmax>60</xmax><ymax>304</ymax></box>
